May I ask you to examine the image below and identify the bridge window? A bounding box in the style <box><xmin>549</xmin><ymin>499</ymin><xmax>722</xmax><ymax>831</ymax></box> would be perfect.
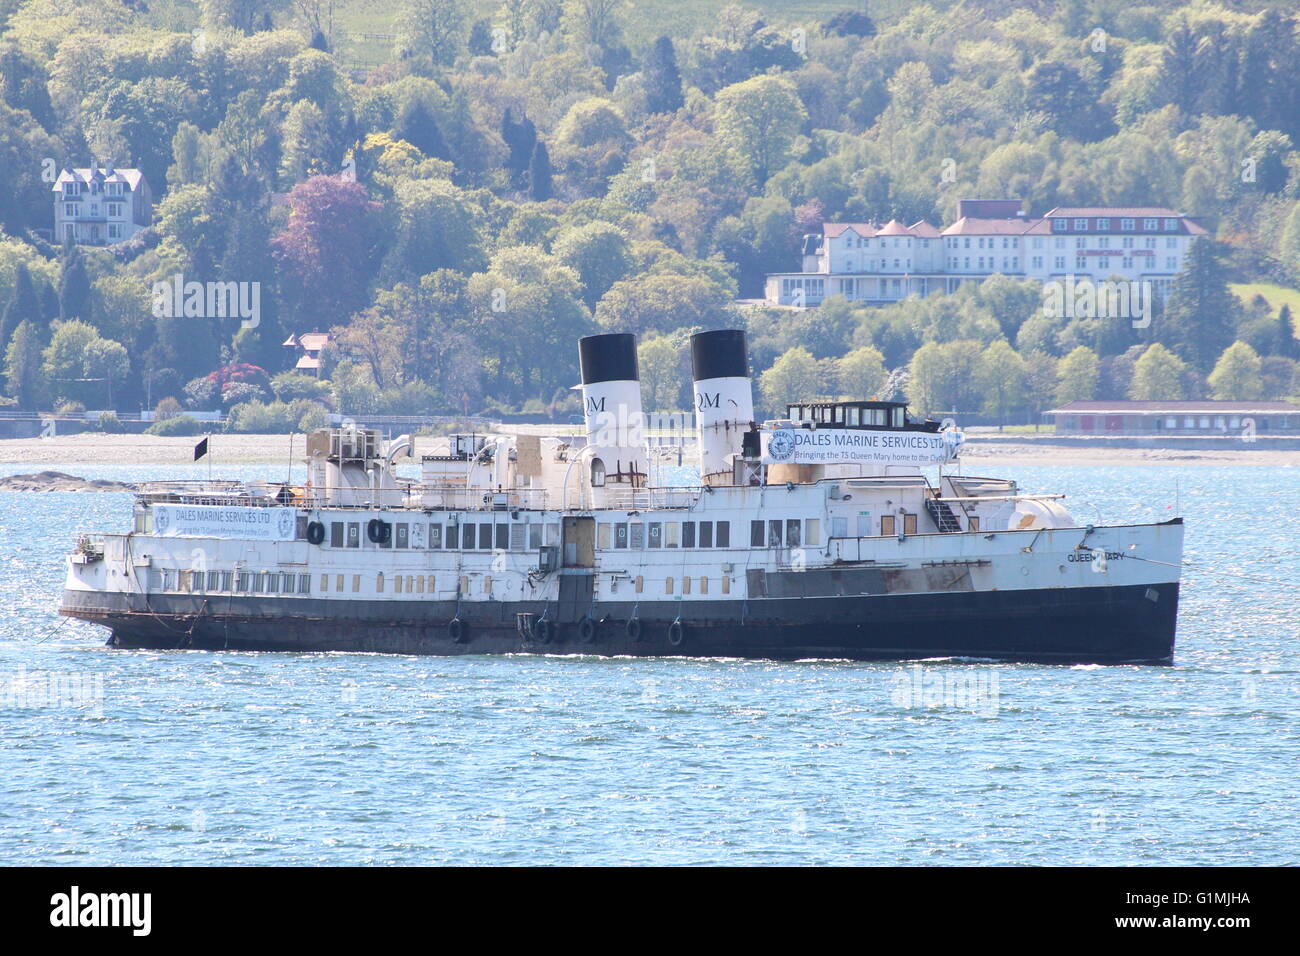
<box><xmin>699</xmin><ymin>521</ymin><xmax>713</xmax><ymax>547</ymax></box>
<box><xmin>751</xmin><ymin>520</ymin><xmax>765</xmax><ymax>547</ymax></box>
<box><xmin>716</xmin><ymin>522</ymin><xmax>730</xmax><ymax>547</ymax></box>
<box><xmin>591</xmin><ymin>458</ymin><xmax>606</xmax><ymax>487</ymax></box>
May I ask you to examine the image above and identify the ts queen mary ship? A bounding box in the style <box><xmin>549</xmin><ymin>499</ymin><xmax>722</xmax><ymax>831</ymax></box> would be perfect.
<box><xmin>60</xmin><ymin>330</ymin><xmax>1184</xmax><ymax>664</ymax></box>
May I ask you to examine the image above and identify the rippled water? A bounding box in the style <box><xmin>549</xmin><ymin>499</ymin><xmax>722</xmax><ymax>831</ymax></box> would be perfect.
<box><xmin>1</xmin><ymin>461</ymin><xmax>1296</xmax><ymax>865</ymax></box>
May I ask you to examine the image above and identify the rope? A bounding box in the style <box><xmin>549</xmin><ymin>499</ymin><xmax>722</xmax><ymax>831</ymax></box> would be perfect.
<box><xmin>1124</xmin><ymin>552</ymin><xmax>1290</xmax><ymax>588</ymax></box>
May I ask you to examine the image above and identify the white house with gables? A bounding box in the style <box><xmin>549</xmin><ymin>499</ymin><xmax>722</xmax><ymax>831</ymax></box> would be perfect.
<box><xmin>765</xmin><ymin>199</ymin><xmax>1209</xmax><ymax>307</ymax></box>
<box><xmin>52</xmin><ymin>161</ymin><xmax>152</xmax><ymax>246</ymax></box>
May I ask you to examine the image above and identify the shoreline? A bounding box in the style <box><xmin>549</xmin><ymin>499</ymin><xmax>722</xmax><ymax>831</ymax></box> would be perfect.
<box><xmin>0</xmin><ymin>432</ymin><xmax>1295</xmax><ymax>469</ymax></box>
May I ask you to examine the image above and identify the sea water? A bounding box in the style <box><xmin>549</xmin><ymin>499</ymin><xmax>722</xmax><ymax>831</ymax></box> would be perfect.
<box><xmin>0</xmin><ymin>461</ymin><xmax>1295</xmax><ymax>865</ymax></box>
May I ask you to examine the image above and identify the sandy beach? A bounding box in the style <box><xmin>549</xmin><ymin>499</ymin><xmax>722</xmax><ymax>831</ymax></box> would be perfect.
<box><xmin>0</xmin><ymin>431</ymin><xmax>1295</xmax><ymax>469</ymax></box>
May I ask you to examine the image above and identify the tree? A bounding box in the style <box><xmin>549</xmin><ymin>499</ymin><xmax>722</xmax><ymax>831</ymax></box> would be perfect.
<box><xmin>82</xmin><ymin>336</ymin><xmax>130</xmax><ymax>406</ymax></box>
<box><xmin>3</xmin><ymin>320</ymin><xmax>43</xmax><ymax>408</ymax></box>
<box><xmin>41</xmin><ymin>320</ymin><xmax>100</xmax><ymax>399</ymax></box>
<box><xmin>1158</xmin><ymin>25</ymin><xmax>1198</xmax><ymax>115</ymax></box>
<box><xmin>201</xmin><ymin>0</ymin><xmax>292</xmax><ymax>34</ymax></box>
<box><xmin>1207</xmin><ymin>341</ymin><xmax>1264</xmax><ymax>400</ymax></box>
<box><xmin>553</xmin><ymin>222</ymin><xmax>634</xmax><ymax>308</ymax></box>
<box><xmin>1026</xmin><ymin>60</ymin><xmax>1109</xmax><ymax>142</ymax></box>
<box><xmin>271</xmin><ymin>176</ymin><xmax>384</xmax><ymax>332</ymax></box>
<box><xmin>0</xmin><ymin>262</ymin><xmax>39</xmax><ymax>354</ymax></box>
<box><xmin>467</xmin><ymin>19</ymin><xmax>494</xmax><ymax>56</ymax></box>
<box><xmin>57</xmin><ymin>241</ymin><xmax>92</xmax><ymax>324</ymax></box>
<box><xmin>1276</xmin><ymin>305</ymin><xmax>1298</xmax><ymax>360</ymax></box>
<box><xmin>1129</xmin><ymin>343</ymin><xmax>1188</xmax><ymax>400</ymax></box>
<box><xmin>280</xmin><ymin>100</ymin><xmax>330</xmax><ymax>184</ymax></box>
<box><xmin>907</xmin><ymin>340</ymin><xmax>983</xmax><ymax>415</ymax></box>
<box><xmin>466</xmin><ymin>245</ymin><xmax>594</xmax><ymax>403</ymax></box>
<box><xmin>760</xmin><ymin>346</ymin><xmax>824</xmax><ymax>411</ymax></box>
<box><xmin>1055</xmin><ymin>346</ymin><xmax>1100</xmax><ymax>404</ymax></box>
<box><xmin>528</xmin><ymin>141</ymin><xmax>554</xmax><ymax>201</ymax></box>
<box><xmin>823</xmin><ymin>10</ymin><xmax>876</xmax><ymax>38</ymax></box>
<box><xmin>396</xmin><ymin>99</ymin><xmax>450</xmax><ymax>160</ymax></box>
<box><xmin>394</xmin><ymin>0</ymin><xmax>470</xmax><ymax>72</ymax></box>
<box><xmin>974</xmin><ymin>340</ymin><xmax>1029</xmax><ymax>418</ymax></box>
<box><xmin>836</xmin><ymin>346</ymin><xmax>887</xmax><ymax>400</ymax></box>
<box><xmin>594</xmin><ymin>272</ymin><xmax>734</xmax><ymax>337</ymax></box>
<box><xmin>638</xmin><ymin>331</ymin><xmax>689</xmax><ymax>410</ymax></box>
<box><xmin>714</xmin><ymin>75</ymin><xmax>806</xmax><ymax>185</ymax></box>
<box><xmin>1159</xmin><ymin>238</ymin><xmax>1238</xmax><ymax>373</ymax></box>
<box><xmin>168</xmin><ymin>122</ymin><xmax>206</xmax><ymax>189</ymax></box>
<box><xmin>501</xmin><ymin>108</ymin><xmax>537</xmax><ymax>188</ymax></box>
<box><xmin>644</xmin><ymin>36</ymin><xmax>684</xmax><ymax>114</ymax></box>
<box><xmin>380</xmin><ymin>177</ymin><xmax>487</xmax><ymax>285</ymax></box>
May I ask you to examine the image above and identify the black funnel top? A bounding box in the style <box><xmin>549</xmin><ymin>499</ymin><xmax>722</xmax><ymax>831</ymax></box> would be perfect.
<box><xmin>691</xmin><ymin>329</ymin><xmax>749</xmax><ymax>381</ymax></box>
<box><xmin>579</xmin><ymin>333</ymin><xmax>639</xmax><ymax>385</ymax></box>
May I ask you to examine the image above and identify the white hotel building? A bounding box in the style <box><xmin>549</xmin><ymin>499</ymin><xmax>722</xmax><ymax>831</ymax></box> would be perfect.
<box><xmin>764</xmin><ymin>199</ymin><xmax>1208</xmax><ymax>307</ymax></box>
<box><xmin>52</xmin><ymin>161</ymin><xmax>153</xmax><ymax>246</ymax></box>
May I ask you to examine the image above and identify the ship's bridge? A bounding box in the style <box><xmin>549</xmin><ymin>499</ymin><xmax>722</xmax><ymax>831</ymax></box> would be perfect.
<box><xmin>783</xmin><ymin>400</ymin><xmax>939</xmax><ymax>432</ymax></box>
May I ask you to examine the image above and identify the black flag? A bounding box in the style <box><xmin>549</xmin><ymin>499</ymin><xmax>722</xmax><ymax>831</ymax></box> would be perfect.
<box><xmin>194</xmin><ymin>437</ymin><xmax>208</xmax><ymax>461</ymax></box>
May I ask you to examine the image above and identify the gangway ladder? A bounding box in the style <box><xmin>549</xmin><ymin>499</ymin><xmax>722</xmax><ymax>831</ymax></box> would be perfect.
<box><xmin>925</xmin><ymin>497</ymin><xmax>963</xmax><ymax>533</ymax></box>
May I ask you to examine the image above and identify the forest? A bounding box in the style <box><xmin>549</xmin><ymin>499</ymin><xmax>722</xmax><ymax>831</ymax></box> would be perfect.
<box><xmin>0</xmin><ymin>0</ymin><xmax>1298</xmax><ymax>432</ymax></box>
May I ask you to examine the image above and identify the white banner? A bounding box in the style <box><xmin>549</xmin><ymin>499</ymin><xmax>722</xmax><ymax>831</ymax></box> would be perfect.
<box><xmin>152</xmin><ymin>504</ymin><xmax>297</xmax><ymax>540</ymax></box>
<box><xmin>762</xmin><ymin>427</ymin><xmax>959</xmax><ymax>466</ymax></box>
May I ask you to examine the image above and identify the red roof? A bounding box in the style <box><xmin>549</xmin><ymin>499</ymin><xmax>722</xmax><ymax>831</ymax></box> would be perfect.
<box><xmin>942</xmin><ymin>217</ymin><xmax>1040</xmax><ymax>236</ymax></box>
<box><xmin>824</xmin><ymin>220</ymin><xmax>940</xmax><ymax>239</ymax></box>
<box><xmin>1045</xmin><ymin>207</ymin><xmax>1182</xmax><ymax>218</ymax></box>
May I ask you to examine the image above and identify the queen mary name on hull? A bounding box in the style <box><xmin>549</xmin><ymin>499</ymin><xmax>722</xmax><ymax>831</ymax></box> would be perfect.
<box><xmin>61</xmin><ymin>330</ymin><xmax>1184</xmax><ymax>665</ymax></box>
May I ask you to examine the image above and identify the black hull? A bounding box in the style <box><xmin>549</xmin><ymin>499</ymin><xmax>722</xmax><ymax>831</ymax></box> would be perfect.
<box><xmin>61</xmin><ymin>582</ymin><xmax>1179</xmax><ymax>665</ymax></box>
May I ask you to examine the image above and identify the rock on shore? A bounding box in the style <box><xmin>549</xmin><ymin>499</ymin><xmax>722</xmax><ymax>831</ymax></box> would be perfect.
<box><xmin>0</xmin><ymin>471</ymin><xmax>136</xmax><ymax>492</ymax></box>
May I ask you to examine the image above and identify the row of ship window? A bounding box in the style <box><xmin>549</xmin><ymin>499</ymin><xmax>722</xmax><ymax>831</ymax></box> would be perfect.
<box><xmin>152</xmin><ymin>569</ymin><xmax>730</xmax><ymax>598</ymax></box>
<box><xmin>156</xmin><ymin>569</ymin><xmax>312</xmax><ymax>594</ymax></box>
<box><xmin>314</xmin><ymin>518</ymin><xmax>742</xmax><ymax>551</ymax></box>
<box><xmin>305</xmin><ymin>515</ymin><xmax>928</xmax><ymax>551</ymax></box>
